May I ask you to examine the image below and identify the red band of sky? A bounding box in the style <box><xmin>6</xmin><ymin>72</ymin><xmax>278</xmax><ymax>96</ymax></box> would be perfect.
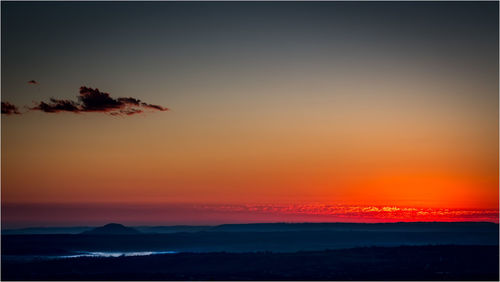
<box><xmin>2</xmin><ymin>203</ymin><xmax>498</xmax><ymax>228</ymax></box>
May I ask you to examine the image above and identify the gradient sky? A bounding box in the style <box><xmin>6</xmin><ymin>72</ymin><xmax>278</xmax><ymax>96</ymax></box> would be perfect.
<box><xmin>2</xmin><ymin>2</ymin><xmax>498</xmax><ymax>227</ymax></box>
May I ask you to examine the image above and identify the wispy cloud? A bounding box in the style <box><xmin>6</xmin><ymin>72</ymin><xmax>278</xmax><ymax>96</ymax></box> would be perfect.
<box><xmin>31</xmin><ymin>86</ymin><xmax>168</xmax><ymax>116</ymax></box>
<box><xmin>194</xmin><ymin>204</ymin><xmax>500</xmax><ymax>223</ymax></box>
<box><xmin>1</xmin><ymin>102</ymin><xmax>21</xmax><ymax>115</ymax></box>
<box><xmin>32</xmin><ymin>99</ymin><xmax>80</xmax><ymax>113</ymax></box>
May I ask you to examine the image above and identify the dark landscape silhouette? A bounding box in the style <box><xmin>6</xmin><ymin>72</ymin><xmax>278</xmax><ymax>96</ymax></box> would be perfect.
<box><xmin>2</xmin><ymin>222</ymin><xmax>499</xmax><ymax>280</ymax></box>
<box><xmin>81</xmin><ymin>223</ymin><xmax>141</xmax><ymax>235</ymax></box>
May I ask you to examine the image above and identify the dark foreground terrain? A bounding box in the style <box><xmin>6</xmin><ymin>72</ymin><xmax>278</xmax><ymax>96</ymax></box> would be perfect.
<box><xmin>2</xmin><ymin>245</ymin><xmax>498</xmax><ymax>280</ymax></box>
<box><xmin>3</xmin><ymin>222</ymin><xmax>499</xmax><ymax>255</ymax></box>
<box><xmin>2</xmin><ymin>223</ymin><xmax>498</xmax><ymax>280</ymax></box>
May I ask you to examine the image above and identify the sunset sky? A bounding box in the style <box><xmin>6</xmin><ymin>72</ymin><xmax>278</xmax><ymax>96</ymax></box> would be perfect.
<box><xmin>2</xmin><ymin>2</ymin><xmax>498</xmax><ymax>228</ymax></box>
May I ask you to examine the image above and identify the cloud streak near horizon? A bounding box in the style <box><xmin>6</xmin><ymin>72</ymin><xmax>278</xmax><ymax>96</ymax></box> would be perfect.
<box><xmin>1</xmin><ymin>203</ymin><xmax>498</xmax><ymax>228</ymax></box>
<box><xmin>194</xmin><ymin>204</ymin><xmax>500</xmax><ymax>223</ymax></box>
<box><xmin>31</xmin><ymin>86</ymin><xmax>168</xmax><ymax>116</ymax></box>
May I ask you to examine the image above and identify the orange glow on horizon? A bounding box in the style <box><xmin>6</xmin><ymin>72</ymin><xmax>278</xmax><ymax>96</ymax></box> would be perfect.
<box><xmin>2</xmin><ymin>202</ymin><xmax>498</xmax><ymax>228</ymax></box>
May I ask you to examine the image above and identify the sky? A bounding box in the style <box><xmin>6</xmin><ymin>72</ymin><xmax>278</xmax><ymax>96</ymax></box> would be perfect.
<box><xmin>1</xmin><ymin>2</ymin><xmax>498</xmax><ymax>228</ymax></box>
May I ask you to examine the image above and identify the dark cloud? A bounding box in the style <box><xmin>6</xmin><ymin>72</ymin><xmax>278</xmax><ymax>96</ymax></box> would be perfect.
<box><xmin>31</xmin><ymin>86</ymin><xmax>168</xmax><ymax>116</ymax></box>
<box><xmin>117</xmin><ymin>97</ymin><xmax>142</xmax><ymax>105</ymax></box>
<box><xmin>1</xmin><ymin>102</ymin><xmax>21</xmax><ymax>115</ymax></box>
<box><xmin>78</xmin><ymin>87</ymin><xmax>122</xmax><ymax>112</ymax></box>
<box><xmin>28</xmin><ymin>80</ymin><xmax>38</xmax><ymax>85</ymax></box>
<box><xmin>31</xmin><ymin>98</ymin><xmax>80</xmax><ymax>113</ymax></box>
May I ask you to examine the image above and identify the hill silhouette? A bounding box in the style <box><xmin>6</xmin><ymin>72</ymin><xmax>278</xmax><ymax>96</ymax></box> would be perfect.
<box><xmin>81</xmin><ymin>223</ymin><xmax>140</xmax><ymax>235</ymax></box>
<box><xmin>3</xmin><ymin>222</ymin><xmax>498</xmax><ymax>235</ymax></box>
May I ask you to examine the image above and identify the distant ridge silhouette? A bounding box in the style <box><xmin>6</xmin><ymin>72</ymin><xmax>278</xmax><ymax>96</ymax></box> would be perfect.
<box><xmin>3</xmin><ymin>222</ymin><xmax>498</xmax><ymax>235</ymax></box>
<box><xmin>82</xmin><ymin>223</ymin><xmax>140</xmax><ymax>235</ymax></box>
